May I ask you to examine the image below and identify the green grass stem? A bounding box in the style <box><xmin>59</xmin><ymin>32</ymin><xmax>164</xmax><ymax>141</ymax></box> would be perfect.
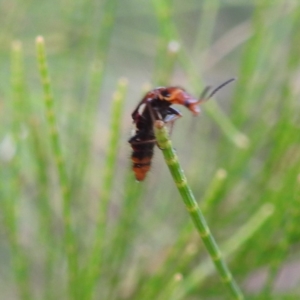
<box><xmin>154</xmin><ymin>120</ymin><xmax>244</xmax><ymax>300</ymax></box>
<box><xmin>11</xmin><ymin>41</ymin><xmax>25</xmax><ymax>135</ymax></box>
<box><xmin>81</xmin><ymin>78</ymin><xmax>128</xmax><ymax>299</ymax></box>
<box><xmin>201</xmin><ymin>168</ymin><xmax>227</xmax><ymax>211</ymax></box>
<box><xmin>152</xmin><ymin>0</ymin><xmax>179</xmax><ymax>86</ymax></box>
<box><xmin>105</xmin><ymin>172</ymin><xmax>144</xmax><ymax>299</ymax></box>
<box><xmin>173</xmin><ymin>203</ymin><xmax>275</xmax><ymax>300</ymax></box>
<box><xmin>36</xmin><ymin>36</ymin><xmax>78</xmax><ymax>299</ymax></box>
<box><xmin>94</xmin><ymin>0</ymin><xmax>119</xmax><ymax>61</ymax></box>
<box><xmin>70</xmin><ymin>60</ymin><xmax>104</xmax><ymax>200</ymax></box>
<box><xmin>135</xmin><ymin>168</ymin><xmax>228</xmax><ymax>300</ymax></box>
<box><xmin>70</xmin><ymin>0</ymin><xmax>119</xmax><ymax>199</ymax></box>
<box><xmin>7</xmin><ymin>39</ymin><xmax>31</xmax><ymax>300</ymax></box>
<box><xmin>192</xmin><ymin>0</ymin><xmax>220</xmax><ymax>62</ymax></box>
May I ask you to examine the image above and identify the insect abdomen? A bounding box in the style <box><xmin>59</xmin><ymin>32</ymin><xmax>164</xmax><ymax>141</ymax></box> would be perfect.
<box><xmin>131</xmin><ymin>142</ymin><xmax>154</xmax><ymax>181</ymax></box>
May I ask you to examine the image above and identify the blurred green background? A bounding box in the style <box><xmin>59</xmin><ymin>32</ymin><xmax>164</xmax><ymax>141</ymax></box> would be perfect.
<box><xmin>1</xmin><ymin>0</ymin><xmax>300</xmax><ymax>299</ymax></box>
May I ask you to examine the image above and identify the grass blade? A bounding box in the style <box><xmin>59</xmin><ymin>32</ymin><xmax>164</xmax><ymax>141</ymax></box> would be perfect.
<box><xmin>81</xmin><ymin>78</ymin><xmax>128</xmax><ymax>299</ymax></box>
<box><xmin>36</xmin><ymin>36</ymin><xmax>78</xmax><ymax>299</ymax></box>
<box><xmin>154</xmin><ymin>120</ymin><xmax>244</xmax><ymax>300</ymax></box>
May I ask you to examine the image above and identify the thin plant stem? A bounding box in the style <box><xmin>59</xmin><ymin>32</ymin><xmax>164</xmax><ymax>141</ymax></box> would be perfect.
<box><xmin>71</xmin><ymin>0</ymin><xmax>119</xmax><ymax>198</ymax></box>
<box><xmin>135</xmin><ymin>168</ymin><xmax>228</xmax><ymax>300</ymax></box>
<box><xmin>201</xmin><ymin>168</ymin><xmax>227</xmax><ymax>211</ymax></box>
<box><xmin>154</xmin><ymin>120</ymin><xmax>244</xmax><ymax>300</ymax></box>
<box><xmin>192</xmin><ymin>0</ymin><xmax>220</xmax><ymax>64</ymax></box>
<box><xmin>70</xmin><ymin>60</ymin><xmax>104</xmax><ymax>200</ymax></box>
<box><xmin>105</xmin><ymin>171</ymin><xmax>144</xmax><ymax>300</ymax></box>
<box><xmin>8</xmin><ymin>39</ymin><xmax>31</xmax><ymax>300</ymax></box>
<box><xmin>152</xmin><ymin>0</ymin><xmax>179</xmax><ymax>86</ymax></box>
<box><xmin>172</xmin><ymin>203</ymin><xmax>274</xmax><ymax>300</ymax></box>
<box><xmin>81</xmin><ymin>78</ymin><xmax>128</xmax><ymax>300</ymax></box>
<box><xmin>36</xmin><ymin>36</ymin><xmax>78</xmax><ymax>299</ymax></box>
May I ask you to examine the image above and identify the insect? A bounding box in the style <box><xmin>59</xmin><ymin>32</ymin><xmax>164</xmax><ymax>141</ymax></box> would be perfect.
<box><xmin>128</xmin><ymin>78</ymin><xmax>235</xmax><ymax>181</ymax></box>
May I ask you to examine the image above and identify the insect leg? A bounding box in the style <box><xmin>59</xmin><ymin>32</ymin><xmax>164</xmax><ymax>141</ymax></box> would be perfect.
<box><xmin>128</xmin><ymin>131</ymin><xmax>156</xmax><ymax>145</ymax></box>
<box><xmin>143</xmin><ymin>101</ymin><xmax>166</xmax><ymax>149</ymax></box>
<box><xmin>145</xmin><ymin>99</ymin><xmax>161</xmax><ymax>123</ymax></box>
<box><xmin>129</xmin><ymin>138</ymin><xmax>156</xmax><ymax>145</ymax></box>
<box><xmin>164</xmin><ymin>107</ymin><xmax>182</xmax><ymax>136</ymax></box>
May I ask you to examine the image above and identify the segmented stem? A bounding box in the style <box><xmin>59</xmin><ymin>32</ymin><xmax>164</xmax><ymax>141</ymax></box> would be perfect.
<box><xmin>36</xmin><ymin>36</ymin><xmax>78</xmax><ymax>298</ymax></box>
<box><xmin>154</xmin><ymin>120</ymin><xmax>244</xmax><ymax>300</ymax></box>
<box><xmin>172</xmin><ymin>203</ymin><xmax>274</xmax><ymax>300</ymax></box>
<box><xmin>81</xmin><ymin>78</ymin><xmax>128</xmax><ymax>300</ymax></box>
<box><xmin>9</xmin><ymin>40</ymin><xmax>31</xmax><ymax>300</ymax></box>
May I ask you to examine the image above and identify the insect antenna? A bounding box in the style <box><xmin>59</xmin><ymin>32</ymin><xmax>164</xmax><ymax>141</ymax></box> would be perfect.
<box><xmin>198</xmin><ymin>86</ymin><xmax>211</xmax><ymax>101</ymax></box>
<box><xmin>207</xmin><ymin>78</ymin><xmax>236</xmax><ymax>99</ymax></box>
<box><xmin>197</xmin><ymin>78</ymin><xmax>236</xmax><ymax>105</ymax></box>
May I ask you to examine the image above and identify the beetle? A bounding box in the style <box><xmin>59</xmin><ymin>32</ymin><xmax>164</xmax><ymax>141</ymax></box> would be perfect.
<box><xmin>128</xmin><ymin>79</ymin><xmax>235</xmax><ymax>181</ymax></box>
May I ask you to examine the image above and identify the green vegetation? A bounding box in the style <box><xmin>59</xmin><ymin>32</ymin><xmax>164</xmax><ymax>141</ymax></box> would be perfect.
<box><xmin>154</xmin><ymin>120</ymin><xmax>244</xmax><ymax>299</ymax></box>
<box><xmin>1</xmin><ymin>1</ymin><xmax>299</xmax><ymax>299</ymax></box>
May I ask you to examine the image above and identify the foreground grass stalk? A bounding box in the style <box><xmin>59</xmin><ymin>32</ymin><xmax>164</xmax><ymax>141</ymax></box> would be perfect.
<box><xmin>154</xmin><ymin>120</ymin><xmax>244</xmax><ymax>300</ymax></box>
<box><xmin>36</xmin><ymin>36</ymin><xmax>78</xmax><ymax>298</ymax></box>
<box><xmin>137</xmin><ymin>168</ymin><xmax>228</xmax><ymax>300</ymax></box>
<box><xmin>173</xmin><ymin>203</ymin><xmax>274</xmax><ymax>300</ymax></box>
